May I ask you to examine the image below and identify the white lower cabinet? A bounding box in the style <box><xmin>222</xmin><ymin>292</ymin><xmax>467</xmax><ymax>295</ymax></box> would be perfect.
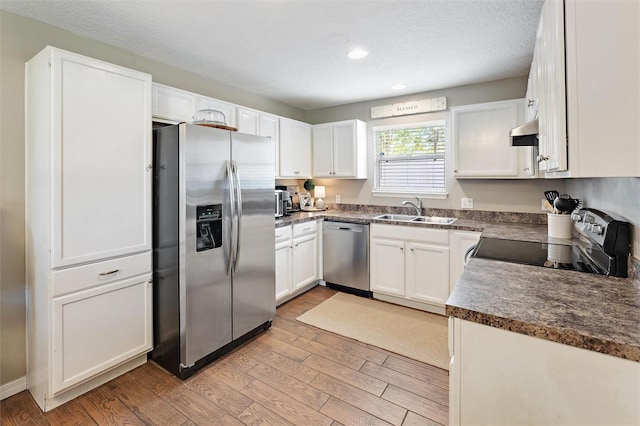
<box><xmin>370</xmin><ymin>224</ymin><xmax>449</xmax><ymax>313</ymax></box>
<box><xmin>370</xmin><ymin>238</ymin><xmax>405</xmax><ymax>297</ymax></box>
<box><xmin>275</xmin><ymin>220</ymin><xmax>320</xmax><ymax>305</ymax></box>
<box><xmin>52</xmin><ymin>275</ymin><xmax>152</xmax><ymax>394</ymax></box>
<box><xmin>449</xmin><ymin>318</ymin><xmax>640</xmax><ymax>425</ymax></box>
<box><xmin>449</xmin><ymin>231</ymin><xmax>481</xmax><ymax>294</ymax></box>
<box><xmin>275</xmin><ymin>226</ymin><xmax>293</xmax><ymax>301</ymax></box>
<box><xmin>405</xmin><ymin>242</ymin><xmax>450</xmax><ymax>305</ymax></box>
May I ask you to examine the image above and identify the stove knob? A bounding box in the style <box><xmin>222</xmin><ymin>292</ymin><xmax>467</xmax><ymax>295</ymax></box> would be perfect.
<box><xmin>586</xmin><ymin>223</ymin><xmax>594</xmax><ymax>232</ymax></box>
<box><xmin>592</xmin><ymin>224</ymin><xmax>604</xmax><ymax>235</ymax></box>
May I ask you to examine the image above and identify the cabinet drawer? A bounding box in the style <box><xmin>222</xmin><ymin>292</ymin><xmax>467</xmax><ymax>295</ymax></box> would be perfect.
<box><xmin>370</xmin><ymin>224</ymin><xmax>449</xmax><ymax>244</ymax></box>
<box><xmin>293</xmin><ymin>220</ymin><xmax>318</xmax><ymax>237</ymax></box>
<box><xmin>52</xmin><ymin>252</ymin><xmax>151</xmax><ymax>297</ymax></box>
<box><xmin>275</xmin><ymin>225</ymin><xmax>292</xmax><ymax>243</ymax></box>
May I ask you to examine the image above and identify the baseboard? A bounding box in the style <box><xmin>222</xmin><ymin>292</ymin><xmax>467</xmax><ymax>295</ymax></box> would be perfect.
<box><xmin>0</xmin><ymin>376</ymin><xmax>27</xmax><ymax>401</ymax></box>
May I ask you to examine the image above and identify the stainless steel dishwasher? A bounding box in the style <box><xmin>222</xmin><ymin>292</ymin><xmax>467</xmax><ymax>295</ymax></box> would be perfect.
<box><xmin>322</xmin><ymin>221</ymin><xmax>370</xmax><ymax>296</ymax></box>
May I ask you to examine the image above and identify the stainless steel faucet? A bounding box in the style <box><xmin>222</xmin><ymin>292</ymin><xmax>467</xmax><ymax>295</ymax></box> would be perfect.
<box><xmin>401</xmin><ymin>197</ymin><xmax>422</xmax><ymax>216</ymax></box>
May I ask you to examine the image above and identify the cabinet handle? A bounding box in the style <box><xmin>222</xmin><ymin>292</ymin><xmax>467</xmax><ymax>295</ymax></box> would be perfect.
<box><xmin>400</xmin><ymin>247</ymin><xmax>404</xmax><ymax>251</ymax></box>
<box><xmin>98</xmin><ymin>269</ymin><xmax>120</xmax><ymax>276</ymax></box>
<box><xmin>303</xmin><ymin>227</ymin><xmax>311</xmax><ymax>231</ymax></box>
<box><xmin>410</xmin><ymin>248</ymin><xmax>414</xmax><ymax>252</ymax></box>
<box><xmin>146</xmin><ymin>164</ymin><xmax>153</xmax><ymax>170</ymax></box>
<box><xmin>453</xmin><ymin>169</ymin><xmax>458</xmax><ymax>173</ymax></box>
<box><xmin>527</xmin><ymin>99</ymin><xmax>535</xmax><ymax>107</ymax></box>
<box><xmin>276</xmin><ymin>234</ymin><xmax>282</xmax><ymax>238</ymax></box>
<box><xmin>537</xmin><ymin>155</ymin><xmax>549</xmax><ymax>163</ymax></box>
<box><xmin>295</xmin><ymin>243</ymin><xmax>299</xmax><ymax>247</ymax></box>
<box><xmin>294</xmin><ymin>171</ymin><xmax>300</xmax><ymax>174</ymax></box>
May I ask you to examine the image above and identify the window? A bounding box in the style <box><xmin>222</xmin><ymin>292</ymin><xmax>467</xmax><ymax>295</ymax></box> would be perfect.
<box><xmin>373</xmin><ymin>120</ymin><xmax>446</xmax><ymax>194</ymax></box>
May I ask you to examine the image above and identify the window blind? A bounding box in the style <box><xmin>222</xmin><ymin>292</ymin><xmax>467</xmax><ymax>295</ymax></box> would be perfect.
<box><xmin>374</xmin><ymin>121</ymin><xmax>446</xmax><ymax>192</ymax></box>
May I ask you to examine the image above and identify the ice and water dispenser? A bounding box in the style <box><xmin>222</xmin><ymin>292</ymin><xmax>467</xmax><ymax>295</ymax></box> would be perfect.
<box><xmin>196</xmin><ymin>204</ymin><xmax>222</xmax><ymax>252</ymax></box>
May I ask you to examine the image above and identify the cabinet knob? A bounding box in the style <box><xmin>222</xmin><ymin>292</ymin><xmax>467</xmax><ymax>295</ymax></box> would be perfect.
<box><xmin>410</xmin><ymin>247</ymin><xmax>414</xmax><ymax>252</ymax></box>
<box><xmin>453</xmin><ymin>169</ymin><xmax>458</xmax><ymax>173</ymax></box>
<box><xmin>536</xmin><ymin>155</ymin><xmax>549</xmax><ymax>163</ymax></box>
<box><xmin>527</xmin><ymin>99</ymin><xmax>536</xmax><ymax>107</ymax></box>
<box><xmin>146</xmin><ymin>164</ymin><xmax>153</xmax><ymax>170</ymax></box>
<box><xmin>400</xmin><ymin>247</ymin><xmax>404</xmax><ymax>251</ymax></box>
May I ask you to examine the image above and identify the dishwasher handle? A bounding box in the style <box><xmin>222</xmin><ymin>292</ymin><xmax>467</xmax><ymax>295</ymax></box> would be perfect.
<box><xmin>326</xmin><ymin>224</ymin><xmax>364</xmax><ymax>232</ymax></box>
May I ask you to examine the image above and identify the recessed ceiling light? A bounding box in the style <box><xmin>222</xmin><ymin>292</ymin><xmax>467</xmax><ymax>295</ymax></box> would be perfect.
<box><xmin>391</xmin><ymin>84</ymin><xmax>407</xmax><ymax>90</ymax></box>
<box><xmin>348</xmin><ymin>49</ymin><xmax>368</xmax><ymax>59</ymax></box>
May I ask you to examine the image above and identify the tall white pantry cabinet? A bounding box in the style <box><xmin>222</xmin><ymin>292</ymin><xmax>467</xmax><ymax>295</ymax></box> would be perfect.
<box><xmin>25</xmin><ymin>47</ymin><xmax>153</xmax><ymax>411</ymax></box>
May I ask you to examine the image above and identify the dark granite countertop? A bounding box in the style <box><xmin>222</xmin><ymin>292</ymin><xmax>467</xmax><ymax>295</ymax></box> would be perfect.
<box><xmin>447</xmin><ymin>258</ymin><xmax>640</xmax><ymax>362</ymax></box>
<box><xmin>276</xmin><ymin>208</ymin><xmax>640</xmax><ymax>362</ymax></box>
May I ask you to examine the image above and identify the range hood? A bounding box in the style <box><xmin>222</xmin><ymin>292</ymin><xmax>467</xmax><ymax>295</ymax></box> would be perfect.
<box><xmin>509</xmin><ymin>118</ymin><xmax>538</xmax><ymax>146</ymax></box>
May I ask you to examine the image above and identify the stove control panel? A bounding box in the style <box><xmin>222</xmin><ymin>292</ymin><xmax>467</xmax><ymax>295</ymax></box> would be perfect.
<box><xmin>574</xmin><ymin>208</ymin><xmax>630</xmax><ymax>277</ymax></box>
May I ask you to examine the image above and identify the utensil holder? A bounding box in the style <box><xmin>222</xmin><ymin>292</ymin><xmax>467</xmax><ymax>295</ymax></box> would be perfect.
<box><xmin>547</xmin><ymin>213</ymin><xmax>573</xmax><ymax>239</ymax></box>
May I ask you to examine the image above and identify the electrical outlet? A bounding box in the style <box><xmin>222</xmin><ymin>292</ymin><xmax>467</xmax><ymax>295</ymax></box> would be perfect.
<box><xmin>335</xmin><ymin>195</ymin><xmax>341</xmax><ymax>204</ymax></box>
<box><xmin>461</xmin><ymin>198</ymin><xmax>473</xmax><ymax>209</ymax></box>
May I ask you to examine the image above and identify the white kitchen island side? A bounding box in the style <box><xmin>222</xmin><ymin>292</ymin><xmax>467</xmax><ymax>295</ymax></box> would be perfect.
<box><xmin>449</xmin><ymin>317</ymin><xmax>640</xmax><ymax>425</ymax></box>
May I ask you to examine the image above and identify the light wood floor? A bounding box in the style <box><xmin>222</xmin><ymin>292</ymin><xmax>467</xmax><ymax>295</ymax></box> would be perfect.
<box><xmin>1</xmin><ymin>286</ymin><xmax>449</xmax><ymax>425</ymax></box>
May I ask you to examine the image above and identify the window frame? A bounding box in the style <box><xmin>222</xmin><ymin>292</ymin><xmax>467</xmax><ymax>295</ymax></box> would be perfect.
<box><xmin>372</xmin><ymin>119</ymin><xmax>448</xmax><ymax>199</ymax></box>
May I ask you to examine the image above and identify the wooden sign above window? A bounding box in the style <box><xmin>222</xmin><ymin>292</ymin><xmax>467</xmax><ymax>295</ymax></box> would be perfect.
<box><xmin>371</xmin><ymin>97</ymin><xmax>447</xmax><ymax>119</ymax></box>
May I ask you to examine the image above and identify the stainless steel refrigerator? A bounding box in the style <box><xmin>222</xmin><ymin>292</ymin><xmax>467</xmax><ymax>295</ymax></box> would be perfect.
<box><xmin>151</xmin><ymin>123</ymin><xmax>275</xmax><ymax>379</ymax></box>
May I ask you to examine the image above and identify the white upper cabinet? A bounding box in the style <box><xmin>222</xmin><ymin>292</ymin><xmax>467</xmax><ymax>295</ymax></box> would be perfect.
<box><xmin>237</xmin><ymin>108</ymin><xmax>280</xmax><ymax>175</ymax></box>
<box><xmin>279</xmin><ymin>117</ymin><xmax>312</xmax><ymax>178</ymax></box>
<box><xmin>452</xmin><ymin>99</ymin><xmax>534</xmax><ymax>178</ymax></box>
<box><xmin>237</xmin><ymin>107</ymin><xmax>260</xmax><ymax>134</ymax></box>
<box><xmin>153</xmin><ymin>83</ymin><xmax>237</xmax><ymax>127</ymax></box>
<box><xmin>196</xmin><ymin>96</ymin><xmax>237</xmax><ymax>128</ymax></box>
<box><xmin>152</xmin><ymin>83</ymin><xmax>196</xmax><ymax>123</ymax></box>
<box><xmin>312</xmin><ymin>119</ymin><xmax>367</xmax><ymax>178</ymax></box>
<box><xmin>51</xmin><ymin>50</ymin><xmax>152</xmax><ymax>267</ymax></box>
<box><xmin>533</xmin><ymin>0</ymin><xmax>567</xmax><ymax>173</ymax></box>
<box><xmin>532</xmin><ymin>0</ymin><xmax>640</xmax><ymax>177</ymax></box>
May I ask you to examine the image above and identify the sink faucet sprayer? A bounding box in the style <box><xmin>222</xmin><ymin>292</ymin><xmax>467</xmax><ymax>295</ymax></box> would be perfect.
<box><xmin>401</xmin><ymin>197</ymin><xmax>422</xmax><ymax>216</ymax></box>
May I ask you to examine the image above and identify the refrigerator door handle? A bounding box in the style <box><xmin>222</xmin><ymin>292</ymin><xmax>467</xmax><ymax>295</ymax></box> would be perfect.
<box><xmin>232</xmin><ymin>160</ymin><xmax>242</xmax><ymax>270</ymax></box>
<box><xmin>226</xmin><ymin>160</ymin><xmax>235</xmax><ymax>275</ymax></box>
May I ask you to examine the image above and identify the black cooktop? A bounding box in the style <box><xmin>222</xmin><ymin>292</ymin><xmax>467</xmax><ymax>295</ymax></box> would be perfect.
<box><xmin>472</xmin><ymin>238</ymin><xmax>609</xmax><ymax>275</ymax></box>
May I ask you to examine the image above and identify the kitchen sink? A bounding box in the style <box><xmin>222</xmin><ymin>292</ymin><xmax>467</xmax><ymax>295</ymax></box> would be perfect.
<box><xmin>411</xmin><ymin>216</ymin><xmax>457</xmax><ymax>224</ymax></box>
<box><xmin>373</xmin><ymin>214</ymin><xmax>457</xmax><ymax>225</ymax></box>
<box><xmin>373</xmin><ymin>214</ymin><xmax>417</xmax><ymax>221</ymax></box>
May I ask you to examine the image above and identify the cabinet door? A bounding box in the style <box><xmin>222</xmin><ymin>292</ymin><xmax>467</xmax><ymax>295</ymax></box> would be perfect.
<box><xmin>259</xmin><ymin>113</ymin><xmax>280</xmax><ymax>178</ymax></box>
<box><xmin>536</xmin><ymin>0</ymin><xmax>567</xmax><ymax>172</ymax></box>
<box><xmin>449</xmin><ymin>231</ymin><xmax>481</xmax><ymax>294</ymax></box>
<box><xmin>152</xmin><ymin>83</ymin><xmax>196</xmax><ymax>122</ymax></box>
<box><xmin>196</xmin><ymin>96</ymin><xmax>237</xmax><ymax>128</ymax></box>
<box><xmin>370</xmin><ymin>238</ymin><xmax>405</xmax><ymax>297</ymax></box>
<box><xmin>279</xmin><ymin>118</ymin><xmax>312</xmax><ymax>178</ymax></box>
<box><xmin>405</xmin><ymin>242</ymin><xmax>449</xmax><ymax>305</ymax></box>
<box><xmin>51</xmin><ymin>274</ymin><xmax>152</xmax><ymax>394</ymax></box>
<box><xmin>332</xmin><ymin>121</ymin><xmax>357</xmax><ymax>177</ymax></box>
<box><xmin>312</xmin><ymin>124</ymin><xmax>334</xmax><ymax>177</ymax></box>
<box><xmin>292</xmin><ymin>234</ymin><xmax>318</xmax><ymax>290</ymax></box>
<box><xmin>275</xmin><ymin>240</ymin><xmax>292</xmax><ymax>303</ymax></box>
<box><xmin>237</xmin><ymin>108</ymin><xmax>260</xmax><ymax>135</ymax></box>
<box><xmin>452</xmin><ymin>100</ymin><xmax>525</xmax><ymax>178</ymax></box>
<box><xmin>293</xmin><ymin>123</ymin><xmax>312</xmax><ymax>178</ymax></box>
<box><xmin>53</xmin><ymin>51</ymin><xmax>152</xmax><ymax>267</ymax></box>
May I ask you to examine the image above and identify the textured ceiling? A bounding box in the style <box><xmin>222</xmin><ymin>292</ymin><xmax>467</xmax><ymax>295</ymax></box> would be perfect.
<box><xmin>1</xmin><ymin>0</ymin><xmax>544</xmax><ymax>110</ymax></box>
